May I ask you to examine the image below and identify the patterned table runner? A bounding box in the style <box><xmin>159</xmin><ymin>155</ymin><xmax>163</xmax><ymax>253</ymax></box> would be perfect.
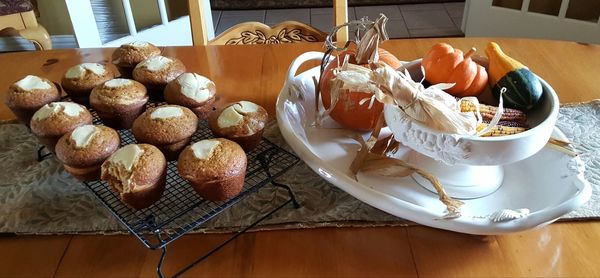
<box><xmin>0</xmin><ymin>101</ymin><xmax>598</xmax><ymax>234</ymax></box>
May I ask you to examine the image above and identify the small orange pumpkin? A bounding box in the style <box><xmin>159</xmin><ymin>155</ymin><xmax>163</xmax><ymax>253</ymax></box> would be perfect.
<box><xmin>422</xmin><ymin>43</ymin><xmax>488</xmax><ymax>97</ymax></box>
<box><xmin>320</xmin><ymin>48</ymin><xmax>402</xmax><ymax>131</ymax></box>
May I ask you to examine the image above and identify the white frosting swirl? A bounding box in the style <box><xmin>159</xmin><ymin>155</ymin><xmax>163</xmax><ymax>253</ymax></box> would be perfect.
<box><xmin>15</xmin><ymin>75</ymin><xmax>51</xmax><ymax>90</ymax></box>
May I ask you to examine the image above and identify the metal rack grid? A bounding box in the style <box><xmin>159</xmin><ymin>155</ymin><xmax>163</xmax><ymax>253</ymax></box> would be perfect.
<box><xmin>85</xmin><ymin>118</ymin><xmax>298</xmax><ymax>249</ymax></box>
<box><xmin>83</xmin><ymin>119</ymin><xmax>299</xmax><ymax>249</ymax></box>
<box><xmin>36</xmin><ymin>100</ymin><xmax>301</xmax><ymax>277</ymax></box>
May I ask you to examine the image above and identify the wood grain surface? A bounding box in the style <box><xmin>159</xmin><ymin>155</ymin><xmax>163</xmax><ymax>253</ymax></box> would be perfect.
<box><xmin>1</xmin><ymin>38</ymin><xmax>600</xmax><ymax>277</ymax></box>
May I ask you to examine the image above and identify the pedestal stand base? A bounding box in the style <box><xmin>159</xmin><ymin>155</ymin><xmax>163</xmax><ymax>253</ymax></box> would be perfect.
<box><xmin>408</xmin><ymin>151</ymin><xmax>504</xmax><ymax>199</ymax></box>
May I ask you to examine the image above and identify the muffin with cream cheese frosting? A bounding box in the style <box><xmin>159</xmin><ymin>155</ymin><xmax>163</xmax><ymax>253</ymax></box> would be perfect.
<box><xmin>132</xmin><ymin>55</ymin><xmax>186</xmax><ymax>100</ymax></box>
<box><xmin>177</xmin><ymin>138</ymin><xmax>247</xmax><ymax>201</ymax></box>
<box><xmin>164</xmin><ymin>72</ymin><xmax>216</xmax><ymax>119</ymax></box>
<box><xmin>208</xmin><ymin>101</ymin><xmax>268</xmax><ymax>151</ymax></box>
<box><xmin>90</xmin><ymin>78</ymin><xmax>148</xmax><ymax>129</ymax></box>
<box><xmin>61</xmin><ymin>63</ymin><xmax>117</xmax><ymax>106</ymax></box>
<box><xmin>5</xmin><ymin>75</ymin><xmax>61</xmax><ymax>127</ymax></box>
<box><xmin>112</xmin><ymin>41</ymin><xmax>161</xmax><ymax>78</ymax></box>
<box><xmin>101</xmin><ymin>144</ymin><xmax>167</xmax><ymax>209</ymax></box>
<box><xmin>55</xmin><ymin>125</ymin><xmax>120</xmax><ymax>181</ymax></box>
<box><xmin>132</xmin><ymin>104</ymin><xmax>198</xmax><ymax>160</ymax></box>
<box><xmin>30</xmin><ymin>102</ymin><xmax>93</xmax><ymax>153</ymax></box>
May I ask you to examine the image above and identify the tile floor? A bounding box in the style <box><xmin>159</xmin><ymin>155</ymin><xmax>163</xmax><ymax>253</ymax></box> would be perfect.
<box><xmin>211</xmin><ymin>2</ymin><xmax>465</xmax><ymax>39</ymax></box>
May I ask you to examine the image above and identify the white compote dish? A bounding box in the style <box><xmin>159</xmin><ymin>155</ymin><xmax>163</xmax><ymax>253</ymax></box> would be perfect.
<box><xmin>276</xmin><ymin>52</ymin><xmax>592</xmax><ymax>234</ymax></box>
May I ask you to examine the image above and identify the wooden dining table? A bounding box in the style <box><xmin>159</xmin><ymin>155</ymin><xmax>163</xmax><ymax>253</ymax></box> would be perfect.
<box><xmin>1</xmin><ymin>38</ymin><xmax>600</xmax><ymax>277</ymax></box>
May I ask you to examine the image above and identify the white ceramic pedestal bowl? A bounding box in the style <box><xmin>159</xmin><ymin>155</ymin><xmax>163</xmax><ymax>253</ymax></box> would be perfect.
<box><xmin>384</xmin><ymin>58</ymin><xmax>560</xmax><ymax>199</ymax></box>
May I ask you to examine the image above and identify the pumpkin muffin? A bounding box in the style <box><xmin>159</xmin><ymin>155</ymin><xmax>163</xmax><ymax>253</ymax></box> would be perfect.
<box><xmin>61</xmin><ymin>63</ymin><xmax>117</xmax><ymax>106</ymax></box>
<box><xmin>90</xmin><ymin>78</ymin><xmax>148</xmax><ymax>129</ymax></box>
<box><xmin>178</xmin><ymin>138</ymin><xmax>247</xmax><ymax>201</ymax></box>
<box><xmin>112</xmin><ymin>41</ymin><xmax>161</xmax><ymax>78</ymax></box>
<box><xmin>132</xmin><ymin>55</ymin><xmax>186</xmax><ymax>100</ymax></box>
<box><xmin>101</xmin><ymin>144</ymin><xmax>167</xmax><ymax>209</ymax></box>
<box><xmin>5</xmin><ymin>75</ymin><xmax>61</xmax><ymax>127</ymax></box>
<box><xmin>164</xmin><ymin>73</ymin><xmax>217</xmax><ymax>119</ymax></box>
<box><xmin>30</xmin><ymin>102</ymin><xmax>93</xmax><ymax>153</ymax></box>
<box><xmin>55</xmin><ymin>125</ymin><xmax>120</xmax><ymax>181</ymax></box>
<box><xmin>208</xmin><ymin>101</ymin><xmax>268</xmax><ymax>151</ymax></box>
<box><xmin>132</xmin><ymin>105</ymin><xmax>198</xmax><ymax>160</ymax></box>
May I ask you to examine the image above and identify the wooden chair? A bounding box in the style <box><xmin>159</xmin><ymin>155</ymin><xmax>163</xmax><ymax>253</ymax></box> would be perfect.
<box><xmin>188</xmin><ymin>0</ymin><xmax>349</xmax><ymax>46</ymax></box>
<box><xmin>0</xmin><ymin>0</ymin><xmax>51</xmax><ymax>50</ymax></box>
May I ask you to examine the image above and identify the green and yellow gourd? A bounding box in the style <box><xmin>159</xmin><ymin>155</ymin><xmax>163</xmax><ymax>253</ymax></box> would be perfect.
<box><xmin>486</xmin><ymin>42</ymin><xmax>543</xmax><ymax>111</ymax></box>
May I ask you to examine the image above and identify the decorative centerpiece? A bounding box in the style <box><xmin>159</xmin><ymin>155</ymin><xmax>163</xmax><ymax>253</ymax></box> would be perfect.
<box><xmin>278</xmin><ymin>14</ymin><xmax>577</xmax><ymax>222</ymax></box>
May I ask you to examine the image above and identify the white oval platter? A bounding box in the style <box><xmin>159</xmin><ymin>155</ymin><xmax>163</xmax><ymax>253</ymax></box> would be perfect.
<box><xmin>276</xmin><ymin>52</ymin><xmax>592</xmax><ymax>235</ymax></box>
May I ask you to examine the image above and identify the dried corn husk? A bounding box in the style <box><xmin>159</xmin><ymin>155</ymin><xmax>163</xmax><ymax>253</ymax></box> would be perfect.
<box><xmin>335</xmin><ymin>62</ymin><xmax>480</xmax><ymax>135</ymax></box>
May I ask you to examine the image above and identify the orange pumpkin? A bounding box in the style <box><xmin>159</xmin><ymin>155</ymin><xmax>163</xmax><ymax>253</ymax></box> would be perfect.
<box><xmin>422</xmin><ymin>43</ymin><xmax>488</xmax><ymax>97</ymax></box>
<box><xmin>320</xmin><ymin>48</ymin><xmax>402</xmax><ymax>131</ymax></box>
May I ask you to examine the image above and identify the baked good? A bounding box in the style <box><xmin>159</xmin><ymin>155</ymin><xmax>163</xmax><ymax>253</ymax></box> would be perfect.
<box><xmin>132</xmin><ymin>105</ymin><xmax>198</xmax><ymax>160</ymax></box>
<box><xmin>90</xmin><ymin>78</ymin><xmax>148</xmax><ymax>129</ymax></box>
<box><xmin>30</xmin><ymin>102</ymin><xmax>93</xmax><ymax>153</ymax></box>
<box><xmin>55</xmin><ymin>125</ymin><xmax>120</xmax><ymax>181</ymax></box>
<box><xmin>164</xmin><ymin>73</ymin><xmax>216</xmax><ymax>119</ymax></box>
<box><xmin>5</xmin><ymin>75</ymin><xmax>61</xmax><ymax>127</ymax></box>
<box><xmin>111</xmin><ymin>41</ymin><xmax>161</xmax><ymax>78</ymax></box>
<box><xmin>132</xmin><ymin>55</ymin><xmax>186</xmax><ymax>100</ymax></box>
<box><xmin>61</xmin><ymin>63</ymin><xmax>116</xmax><ymax>105</ymax></box>
<box><xmin>208</xmin><ymin>101</ymin><xmax>268</xmax><ymax>151</ymax></box>
<box><xmin>101</xmin><ymin>144</ymin><xmax>167</xmax><ymax>209</ymax></box>
<box><xmin>177</xmin><ymin>138</ymin><xmax>247</xmax><ymax>201</ymax></box>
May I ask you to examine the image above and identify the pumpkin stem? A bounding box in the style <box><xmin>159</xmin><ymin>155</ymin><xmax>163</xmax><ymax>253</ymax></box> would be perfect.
<box><xmin>464</xmin><ymin>47</ymin><xmax>476</xmax><ymax>59</ymax></box>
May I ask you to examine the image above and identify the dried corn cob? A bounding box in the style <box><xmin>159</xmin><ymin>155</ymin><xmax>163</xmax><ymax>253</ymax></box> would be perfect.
<box><xmin>460</xmin><ymin>99</ymin><xmax>528</xmax><ymax>125</ymax></box>
<box><xmin>486</xmin><ymin>120</ymin><xmax>529</xmax><ymax>128</ymax></box>
<box><xmin>477</xmin><ymin>123</ymin><xmax>527</xmax><ymax>137</ymax></box>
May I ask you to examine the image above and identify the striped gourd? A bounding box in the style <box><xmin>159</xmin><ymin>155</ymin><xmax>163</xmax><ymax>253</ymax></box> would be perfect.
<box><xmin>486</xmin><ymin>42</ymin><xmax>543</xmax><ymax>111</ymax></box>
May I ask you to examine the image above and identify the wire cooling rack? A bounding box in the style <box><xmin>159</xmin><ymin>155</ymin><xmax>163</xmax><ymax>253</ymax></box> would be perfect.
<box><xmin>64</xmin><ymin>102</ymin><xmax>301</xmax><ymax>277</ymax></box>
<box><xmin>85</xmin><ymin>121</ymin><xmax>298</xmax><ymax>248</ymax></box>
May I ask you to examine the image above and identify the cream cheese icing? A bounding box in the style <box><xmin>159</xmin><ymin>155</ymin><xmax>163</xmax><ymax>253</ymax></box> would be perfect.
<box><xmin>71</xmin><ymin>125</ymin><xmax>98</xmax><ymax>148</ymax></box>
<box><xmin>138</xmin><ymin>56</ymin><xmax>172</xmax><ymax>72</ymax></box>
<box><xmin>150</xmin><ymin>106</ymin><xmax>183</xmax><ymax>119</ymax></box>
<box><xmin>15</xmin><ymin>75</ymin><xmax>51</xmax><ymax>91</ymax></box>
<box><xmin>65</xmin><ymin>63</ymin><xmax>106</xmax><ymax>79</ymax></box>
<box><xmin>32</xmin><ymin>102</ymin><xmax>85</xmax><ymax>121</ymax></box>
<box><xmin>191</xmin><ymin>140</ymin><xmax>220</xmax><ymax>160</ymax></box>
<box><xmin>217</xmin><ymin>101</ymin><xmax>260</xmax><ymax>128</ymax></box>
<box><xmin>105</xmin><ymin>78</ymin><xmax>132</xmax><ymax>88</ymax></box>
<box><xmin>127</xmin><ymin>41</ymin><xmax>150</xmax><ymax>48</ymax></box>
<box><xmin>109</xmin><ymin>144</ymin><xmax>143</xmax><ymax>172</ymax></box>
<box><xmin>177</xmin><ymin>73</ymin><xmax>214</xmax><ymax>103</ymax></box>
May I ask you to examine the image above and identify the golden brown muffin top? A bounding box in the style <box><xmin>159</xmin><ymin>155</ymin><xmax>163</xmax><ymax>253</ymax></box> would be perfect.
<box><xmin>132</xmin><ymin>56</ymin><xmax>186</xmax><ymax>86</ymax></box>
<box><xmin>164</xmin><ymin>73</ymin><xmax>216</xmax><ymax>107</ymax></box>
<box><xmin>90</xmin><ymin>78</ymin><xmax>148</xmax><ymax>106</ymax></box>
<box><xmin>208</xmin><ymin>101</ymin><xmax>268</xmax><ymax>138</ymax></box>
<box><xmin>30</xmin><ymin>102</ymin><xmax>93</xmax><ymax>137</ymax></box>
<box><xmin>101</xmin><ymin>143</ymin><xmax>166</xmax><ymax>193</ymax></box>
<box><xmin>177</xmin><ymin>138</ymin><xmax>247</xmax><ymax>183</ymax></box>
<box><xmin>55</xmin><ymin>125</ymin><xmax>120</xmax><ymax>167</ymax></box>
<box><xmin>61</xmin><ymin>63</ymin><xmax>117</xmax><ymax>93</ymax></box>
<box><xmin>5</xmin><ymin>75</ymin><xmax>60</xmax><ymax>109</ymax></box>
<box><xmin>112</xmin><ymin>42</ymin><xmax>161</xmax><ymax>68</ymax></box>
<box><xmin>132</xmin><ymin>104</ymin><xmax>198</xmax><ymax>144</ymax></box>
